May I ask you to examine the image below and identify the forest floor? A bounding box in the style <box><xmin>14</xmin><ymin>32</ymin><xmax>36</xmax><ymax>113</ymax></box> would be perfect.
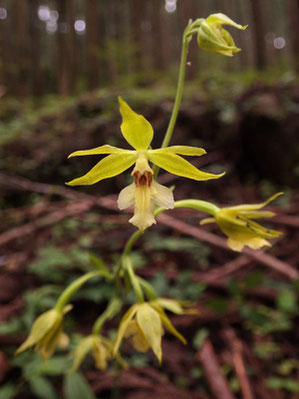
<box><xmin>0</xmin><ymin>81</ymin><xmax>298</xmax><ymax>399</ymax></box>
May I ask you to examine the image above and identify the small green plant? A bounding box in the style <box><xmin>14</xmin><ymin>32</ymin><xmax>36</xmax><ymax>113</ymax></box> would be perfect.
<box><xmin>16</xmin><ymin>13</ymin><xmax>283</xmax><ymax>377</ymax></box>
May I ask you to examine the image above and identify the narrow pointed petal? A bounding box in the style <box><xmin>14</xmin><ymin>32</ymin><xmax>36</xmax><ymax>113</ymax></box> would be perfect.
<box><xmin>227</xmin><ymin>192</ymin><xmax>283</xmax><ymax>212</ymax></box>
<box><xmin>150</xmin><ymin>146</ymin><xmax>206</xmax><ymax>156</ymax></box>
<box><xmin>240</xmin><ymin>211</ymin><xmax>275</xmax><ymax>219</ymax></box>
<box><xmin>118</xmin><ymin>183</ymin><xmax>136</xmax><ymax>210</ymax></box>
<box><xmin>68</xmin><ymin>145</ymin><xmax>134</xmax><ymax>158</ymax></box>
<box><xmin>113</xmin><ymin>305</ymin><xmax>138</xmax><ymax>357</ymax></box>
<box><xmin>206</xmin><ymin>13</ymin><xmax>247</xmax><ymax>30</ymax></box>
<box><xmin>149</xmin><ymin>152</ymin><xmax>225</xmax><ymax>181</ymax></box>
<box><xmin>71</xmin><ymin>336</ymin><xmax>94</xmax><ymax>372</ymax></box>
<box><xmin>66</xmin><ymin>153</ymin><xmax>136</xmax><ymax>186</ymax></box>
<box><xmin>151</xmin><ymin>181</ymin><xmax>174</xmax><ymax>209</ymax></box>
<box><xmin>136</xmin><ymin>304</ymin><xmax>163</xmax><ymax>363</ymax></box>
<box><xmin>118</xmin><ymin>97</ymin><xmax>153</xmax><ymax>150</ymax></box>
<box><xmin>156</xmin><ymin>308</ymin><xmax>186</xmax><ymax>345</ymax></box>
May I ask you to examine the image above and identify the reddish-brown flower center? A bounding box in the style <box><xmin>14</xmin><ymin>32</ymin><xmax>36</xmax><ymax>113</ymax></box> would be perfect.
<box><xmin>133</xmin><ymin>170</ymin><xmax>153</xmax><ymax>187</ymax></box>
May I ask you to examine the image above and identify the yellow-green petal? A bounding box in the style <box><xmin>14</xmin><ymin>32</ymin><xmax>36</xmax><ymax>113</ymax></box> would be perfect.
<box><xmin>227</xmin><ymin>192</ymin><xmax>283</xmax><ymax>212</ymax></box>
<box><xmin>156</xmin><ymin>307</ymin><xmax>186</xmax><ymax>345</ymax></box>
<box><xmin>71</xmin><ymin>336</ymin><xmax>94</xmax><ymax>372</ymax></box>
<box><xmin>206</xmin><ymin>13</ymin><xmax>247</xmax><ymax>30</ymax></box>
<box><xmin>118</xmin><ymin>96</ymin><xmax>153</xmax><ymax>150</ymax></box>
<box><xmin>150</xmin><ymin>146</ymin><xmax>206</xmax><ymax>157</ymax></box>
<box><xmin>136</xmin><ymin>304</ymin><xmax>162</xmax><ymax>363</ymax></box>
<box><xmin>16</xmin><ymin>309</ymin><xmax>61</xmax><ymax>354</ymax></box>
<box><xmin>68</xmin><ymin>145</ymin><xmax>135</xmax><ymax>158</ymax></box>
<box><xmin>113</xmin><ymin>305</ymin><xmax>138</xmax><ymax>357</ymax></box>
<box><xmin>66</xmin><ymin>153</ymin><xmax>136</xmax><ymax>186</ymax></box>
<box><xmin>149</xmin><ymin>152</ymin><xmax>225</xmax><ymax>181</ymax></box>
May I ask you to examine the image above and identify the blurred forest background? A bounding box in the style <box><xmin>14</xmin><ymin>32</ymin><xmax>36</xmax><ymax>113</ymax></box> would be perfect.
<box><xmin>0</xmin><ymin>0</ymin><xmax>299</xmax><ymax>96</ymax></box>
<box><xmin>0</xmin><ymin>1</ymin><xmax>299</xmax><ymax>399</ymax></box>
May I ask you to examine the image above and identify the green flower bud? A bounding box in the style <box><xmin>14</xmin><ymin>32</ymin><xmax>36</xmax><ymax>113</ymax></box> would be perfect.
<box><xmin>15</xmin><ymin>305</ymin><xmax>71</xmax><ymax>360</ymax></box>
<box><xmin>197</xmin><ymin>13</ymin><xmax>247</xmax><ymax>57</ymax></box>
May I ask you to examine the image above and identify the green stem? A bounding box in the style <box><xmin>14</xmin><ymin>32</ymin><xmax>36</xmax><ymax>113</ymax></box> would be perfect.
<box><xmin>153</xmin><ymin>32</ymin><xmax>190</xmax><ymax>178</ymax></box>
<box><xmin>92</xmin><ymin>297</ymin><xmax>122</xmax><ymax>335</ymax></box>
<box><xmin>55</xmin><ymin>271</ymin><xmax>109</xmax><ymax>312</ymax></box>
<box><xmin>123</xmin><ymin>255</ymin><xmax>144</xmax><ymax>303</ymax></box>
<box><xmin>137</xmin><ymin>277</ymin><xmax>158</xmax><ymax>300</ymax></box>
<box><xmin>123</xmin><ymin>230</ymin><xmax>143</xmax><ymax>257</ymax></box>
<box><xmin>174</xmin><ymin>199</ymin><xmax>220</xmax><ymax>215</ymax></box>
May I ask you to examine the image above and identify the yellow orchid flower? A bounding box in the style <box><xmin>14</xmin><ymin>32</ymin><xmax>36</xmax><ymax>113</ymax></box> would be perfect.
<box><xmin>15</xmin><ymin>305</ymin><xmax>71</xmax><ymax>360</ymax></box>
<box><xmin>113</xmin><ymin>301</ymin><xmax>188</xmax><ymax>364</ymax></box>
<box><xmin>201</xmin><ymin>193</ymin><xmax>283</xmax><ymax>251</ymax></box>
<box><xmin>67</xmin><ymin>97</ymin><xmax>224</xmax><ymax>231</ymax></box>
<box><xmin>197</xmin><ymin>13</ymin><xmax>247</xmax><ymax>57</ymax></box>
<box><xmin>71</xmin><ymin>334</ymin><xmax>113</xmax><ymax>371</ymax></box>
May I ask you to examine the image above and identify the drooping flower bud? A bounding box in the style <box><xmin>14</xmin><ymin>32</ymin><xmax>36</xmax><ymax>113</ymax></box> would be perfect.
<box><xmin>15</xmin><ymin>305</ymin><xmax>71</xmax><ymax>360</ymax></box>
<box><xmin>197</xmin><ymin>13</ymin><xmax>247</xmax><ymax>56</ymax></box>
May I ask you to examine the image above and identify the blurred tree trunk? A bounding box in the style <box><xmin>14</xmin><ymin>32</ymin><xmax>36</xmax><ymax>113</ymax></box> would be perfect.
<box><xmin>15</xmin><ymin>0</ymin><xmax>30</xmax><ymax>96</ymax></box>
<box><xmin>129</xmin><ymin>0</ymin><xmax>143</xmax><ymax>75</ymax></box>
<box><xmin>288</xmin><ymin>0</ymin><xmax>299</xmax><ymax>73</ymax></box>
<box><xmin>56</xmin><ymin>0</ymin><xmax>70</xmax><ymax>95</ymax></box>
<box><xmin>86</xmin><ymin>0</ymin><xmax>99</xmax><ymax>90</ymax></box>
<box><xmin>250</xmin><ymin>0</ymin><xmax>267</xmax><ymax>70</ymax></box>
<box><xmin>28</xmin><ymin>0</ymin><xmax>42</xmax><ymax>97</ymax></box>
<box><xmin>150</xmin><ymin>0</ymin><xmax>166</xmax><ymax>71</ymax></box>
<box><xmin>0</xmin><ymin>3</ymin><xmax>10</xmax><ymax>96</ymax></box>
<box><xmin>66</xmin><ymin>0</ymin><xmax>77</xmax><ymax>93</ymax></box>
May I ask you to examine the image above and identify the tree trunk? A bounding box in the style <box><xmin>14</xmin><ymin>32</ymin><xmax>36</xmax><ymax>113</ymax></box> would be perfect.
<box><xmin>28</xmin><ymin>0</ymin><xmax>42</xmax><ymax>97</ymax></box>
<box><xmin>56</xmin><ymin>0</ymin><xmax>70</xmax><ymax>95</ymax></box>
<box><xmin>86</xmin><ymin>0</ymin><xmax>100</xmax><ymax>90</ymax></box>
<box><xmin>250</xmin><ymin>0</ymin><xmax>267</xmax><ymax>70</ymax></box>
<box><xmin>288</xmin><ymin>0</ymin><xmax>299</xmax><ymax>73</ymax></box>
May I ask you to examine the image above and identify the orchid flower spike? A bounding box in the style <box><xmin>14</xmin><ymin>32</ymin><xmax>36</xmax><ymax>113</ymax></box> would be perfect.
<box><xmin>67</xmin><ymin>97</ymin><xmax>224</xmax><ymax>231</ymax></box>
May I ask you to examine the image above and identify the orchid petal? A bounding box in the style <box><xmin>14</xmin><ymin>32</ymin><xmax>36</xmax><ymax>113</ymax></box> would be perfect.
<box><xmin>68</xmin><ymin>145</ymin><xmax>134</xmax><ymax>158</ymax></box>
<box><xmin>206</xmin><ymin>13</ymin><xmax>247</xmax><ymax>30</ymax></box>
<box><xmin>136</xmin><ymin>304</ymin><xmax>162</xmax><ymax>363</ymax></box>
<box><xmin>66</xmin><ymin>153</ymin><xmax>136</xmax><ymax>186</ymax></box>
<box><xmin>119</xmin><ymin>97</ymin><xmax>153</xmax><ymax>150</ymax></box>
<box><xmin>151</xmin><ymin>146</ymin><xmax>206</xmax><ymax>156</ymax></box>
<box><xmin>149</xmin><ymin>152</ymin><xmax>225</xmax><ymax>181</ymax></box>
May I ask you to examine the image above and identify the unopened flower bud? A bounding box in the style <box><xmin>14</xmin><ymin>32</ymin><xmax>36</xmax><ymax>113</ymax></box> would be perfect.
<box><xmin>197</xmin><ymin>13</ymin><xmax>247</xmax><ymax>57</ymax></box>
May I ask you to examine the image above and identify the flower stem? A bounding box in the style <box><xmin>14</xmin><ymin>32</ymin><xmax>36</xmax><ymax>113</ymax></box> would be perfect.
<box><xmin>123</xmin><ymin>230</ymin><xmax>143</xmax><ymax>257</ymax></box>
<box><xmin>174</xmin><ymin>199</ymin><xmax>220</xmax><ymax>215</ymax></box>
<box><xmin>153</xmin><ymin>29</ymin><xmax>191</xmax><ymax>178</ymax></box>
<box><xmin>123</xmin><ymin>255</ymin><xmax>144</xmax><ymax>303</ymax></box>
<box><xmin>55</xmin><ymin>271</ymin><xmax>110</xmax><ymax>313</ymax></box>
<box><xmin>92</xmin><ymin>297</ymin><xmax>122</xmax><ymax>335</ymax></box>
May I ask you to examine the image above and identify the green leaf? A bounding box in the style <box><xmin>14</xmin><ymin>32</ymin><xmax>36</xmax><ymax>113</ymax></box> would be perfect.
<box><xmin>68</xmin><ymin>144</ymin><xmax>133</xmax><ymax>158</ymax></box>
<box><xmin>149</xmin><ymin>151</ymin><xmax>225</xmax><ymax>181</ymax></box>
<box><xmin>24</xmin><ymin>356</ymin><xmax>72</xmax><ymax>378</ymax></box>
<box><xmin>63</xmin><ymin>372</ymin><xmax>96</xmax><ymax>399</ymax></box>
<box><xmin>119</xmin><ymin>96</ymin><xmax>153</xmax><ymax>150</ymax></box>
<box><xmin>193</xmin><ymin>328</ymin><xmax>209</xmax><ymax>350</ymax></box>
<box><xmin>266</xmin><ymin>377</ymin><xmax>299</xmax><ymax>392</ymax></box>
<box><xmin>88</xmin><ymin>253</ymin><xmax>110</xmax><ymax>274</ymax></box>
<box><xmin>276</xmin><ymin>289</ymin><xmax>297</xmax><ymax>313</ymax></box>
<box><xmin>0</xmin><ymin>384</ymin><xmax>19</xmax><ymax>399</ymax></box>
<box><xmin>28</xmin><ymin>376</ymin><xmax>58</xmax><ymax>399</ymax></box>
<box><xmin>66</xmin><ymin>152</ymin><xmax>136</xmax><ymax>186</ymax></box>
